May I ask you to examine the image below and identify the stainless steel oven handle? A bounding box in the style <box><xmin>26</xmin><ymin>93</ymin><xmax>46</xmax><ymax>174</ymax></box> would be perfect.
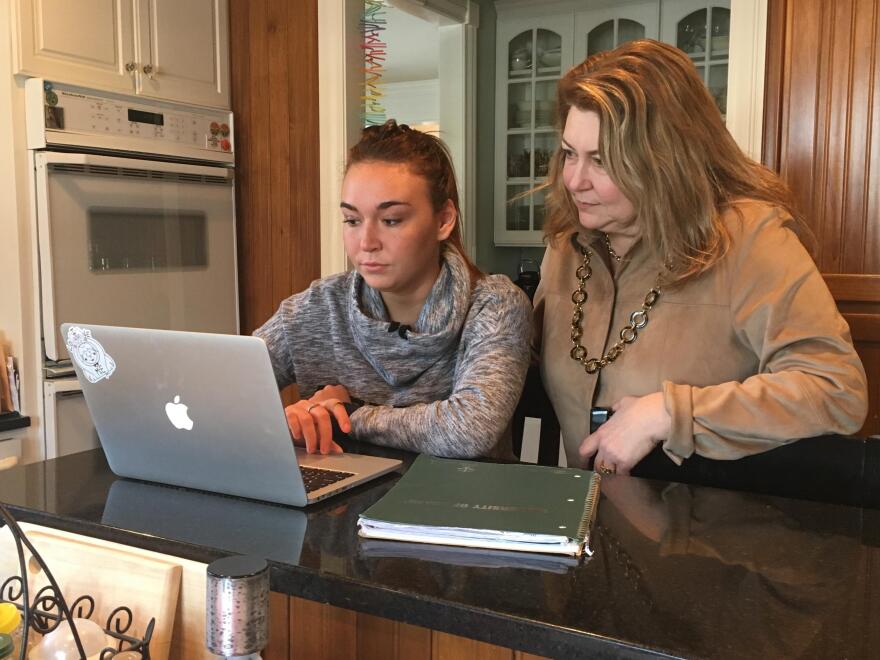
<box><xmin>37</xmin><ymin>151</ymin><xmax>232</xmax><ymax>180</ymax></box>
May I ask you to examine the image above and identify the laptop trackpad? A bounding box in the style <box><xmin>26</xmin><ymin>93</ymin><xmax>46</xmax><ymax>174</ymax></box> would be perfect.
<box><xmin>295</xmin><ymin>448</ymin><xmax>401</xmax><ymax>475</ymax></box>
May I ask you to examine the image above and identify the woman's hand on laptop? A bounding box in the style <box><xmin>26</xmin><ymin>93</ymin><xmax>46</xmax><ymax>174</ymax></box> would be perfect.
<box><xmin>285</xmin><ymin>385</ymin><xmax>352</xmax><ymax>454</ymax></box>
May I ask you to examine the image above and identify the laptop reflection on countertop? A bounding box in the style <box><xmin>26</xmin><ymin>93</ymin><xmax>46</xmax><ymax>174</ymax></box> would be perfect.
<box><xmin>102</xmin><ymin>478</ymin><xmax>308</xmax><ymax>564</ymax></box>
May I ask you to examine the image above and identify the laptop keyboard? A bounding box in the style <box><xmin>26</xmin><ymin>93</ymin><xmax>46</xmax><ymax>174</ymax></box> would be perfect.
<box><xmin>300</xmin><ymin>465</ymin><xmax>355</xmax><ymax>493</ymax></box>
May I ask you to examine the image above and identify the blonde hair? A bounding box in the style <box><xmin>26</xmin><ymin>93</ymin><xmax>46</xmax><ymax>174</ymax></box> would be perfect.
<box><xmin>543</xmin><ymin>39</ymin><xmax>801</xmax><ymax>283</ymax></box>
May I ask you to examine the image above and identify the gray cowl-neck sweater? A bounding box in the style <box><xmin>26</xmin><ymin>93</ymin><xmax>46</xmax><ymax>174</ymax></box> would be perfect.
<box><xmin>255</xmin><ymin>246</ymin><xmax>531</xmax><ymax>458</ymax></box>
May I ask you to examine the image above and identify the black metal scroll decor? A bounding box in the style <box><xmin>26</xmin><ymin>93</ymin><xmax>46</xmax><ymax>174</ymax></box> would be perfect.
<box><xmin>0</xmin><ymin>503</ymin><xmax>154</xmax><ymax>659</ymax></box>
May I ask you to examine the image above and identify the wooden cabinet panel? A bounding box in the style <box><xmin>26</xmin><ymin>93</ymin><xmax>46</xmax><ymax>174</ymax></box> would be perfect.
<box><xmin>229</xmin><ymin>0</ymin><xmax>321</xmax><ymax>338</ymax></box>
<box><xmin>290</xmin><ymin>597</ymin><xmax>356</xmax><ymax>659</ymax></box>
<box><xmin>432</xmin><ymin>631</ymin><xmax>516</xmax><ymax>659</ymax></box>
<box><xmin>856</xmin><ymin>345</ymin><xmax>880</xmax><ymax>446</ymax></box>
<box><xmin>395</xmin><ymin>618</ymin><xmax>436</xmax><ymax>658</ymax></box>
<box><xmin>824</xmin><ymin>274</ymin><xmax>880</xmax><ymax>432</ymax></box>
<box><xmin>264</xmin><ymin>591</ymin><xmax>290</xmax><ymax>660</ymax></box>
<box><xmin>285</xmin><ymin>596</ymin><xmax>548</xmax><ymax>659</ymax></box>
<box><xmin>867</xmin><ymin>546</ymin><xmax>880</xmax><ymax>658</ymax></box>
<box><xmin>356</xmin><ymin>613</ymin><xmax>402</xmax><ymax>660</ymax></box>
<box><xmin>357</xmin><ymin>611</ymin><xmax>432</xmax><ymax>659</ymax></box>
<box><xmin>764</xmin><ymin>0</ymin><xmax>880</xmax><ymax>434</ymax></box>
<box><xmin>765</xmin><ymin>0</ymin><xmax>880</xmax><ymax>273</ymax></box>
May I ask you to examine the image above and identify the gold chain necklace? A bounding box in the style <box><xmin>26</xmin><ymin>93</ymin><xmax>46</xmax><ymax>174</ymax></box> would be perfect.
<box><xmin>569</xmin><ymin>241</ymin><xmax>661</xmax><ymax>374</ymax></box>
<box><xmin>603</xmin><ymin>233</ymin><xmax>622</xmax><ymax>262</ymax></box>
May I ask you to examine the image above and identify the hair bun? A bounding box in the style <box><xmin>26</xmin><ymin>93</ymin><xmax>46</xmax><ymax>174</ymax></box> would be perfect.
<box><xmin>370</xmin><ymin>119</ymin><xmax>409</xmax><ymax>139</ymax></box>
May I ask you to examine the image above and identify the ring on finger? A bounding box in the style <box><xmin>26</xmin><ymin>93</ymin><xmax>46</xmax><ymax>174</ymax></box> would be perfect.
<box><xmin>307</xmin><ymin>403</ymin><xmax>321</xmax><ymax>412</ymax></box>
<box><xmin>332</xmin><ymin>401</ymin><xmax>346</xmax><ymax>411</ymax></box>
<box><xmin>598</xmin><ymin>463</ymin><xmax>616</xmax><ymax>475</ymax></box>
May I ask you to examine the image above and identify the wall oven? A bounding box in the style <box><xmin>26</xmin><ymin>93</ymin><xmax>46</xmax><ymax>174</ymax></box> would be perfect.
<box><xmin>26</xmin><ymin>79</ymin><xmax>239</xmax><ymax>459</ymax></box>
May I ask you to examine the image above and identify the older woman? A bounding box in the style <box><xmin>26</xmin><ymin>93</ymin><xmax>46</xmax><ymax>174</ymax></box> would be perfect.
<box><xmin>533</xmin><ymin>39</ymin><xmax>867</xmax><ymax>474</ymax></box>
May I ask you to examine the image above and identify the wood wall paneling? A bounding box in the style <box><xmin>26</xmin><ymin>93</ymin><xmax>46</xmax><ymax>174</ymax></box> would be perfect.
<box><xmin>761</xmin><ymin>0</ymin><xmax>787</xmax><ymax>171</ymax></box>
<box><xmin>825</xmin><ymin>274</ymin><xmax>880</xmax><ymax>432</ymax></box>
<box><xmin>763</xmin><ymin>0</ymin><xmax>880</xmax><ymax>434</ymax></box>
<box><xmin>356</xmin><ymin>611</ymin><xmax>433</xmax><ymax>659</ymax></box>
<box><xmin>268</xmin><ymin>0</ymin><xmax>293</xmax><ymax>312</ymax></box>
<box><xmin>230</xmin><ymin>0</ymin><xmax>321</xmax><ymax>337</ymax></box>
<box><xmin>431</xmin><ymin>631</ymin><xmax>516</xmax><ymax>659</ymax></box>
<box><xmin>264</xmin><ymin>591</ymin><xmax>290</xmax><ymax>660</ymax></box>
<box><xmin>869</xmin><ymin>3</ymin><xmax>880</xmax><ymax>277</ymax></box>
<box><xmin>284</xmin><ymin>596</ymin><xmax>549</xmax><ymax>659</ymax></box>
<box><xmin>287</xmin><ymin>1</ymin><xmax>323</xmax><ymax>300</ymax></box>
<box><xmin>291</xmin><ymin>596</ymin><xmax>358</xmax><ymax>659</ymax></box>
<box><xmin>867</xmin><ymin>546</ymin><xmax>880</xmax><ymax>659</ymax></box>
<box><xmin>230</xmin><ymin>0</ymin><xmax>320</xmax><ymax>405</ymax></box>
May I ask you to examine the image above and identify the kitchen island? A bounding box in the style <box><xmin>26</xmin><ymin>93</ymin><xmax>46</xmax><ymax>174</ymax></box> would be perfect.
<box><xmin>1</xmin><ymin>444</ymin><xmax>878</xmax><ymax>659</ymax></box>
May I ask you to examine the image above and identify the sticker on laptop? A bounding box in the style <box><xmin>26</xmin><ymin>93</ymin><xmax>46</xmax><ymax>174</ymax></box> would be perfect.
<box><xmin>65</xmin><ymin>326</ymin><xmax>116</xmax><ymax>383</ymax></box>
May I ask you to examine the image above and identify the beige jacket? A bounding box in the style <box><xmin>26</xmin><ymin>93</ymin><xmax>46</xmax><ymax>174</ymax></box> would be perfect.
<box><xmin>534</xmin><ymin>200</ymin><xmax>868</xmax><ymax>467</ymax></box>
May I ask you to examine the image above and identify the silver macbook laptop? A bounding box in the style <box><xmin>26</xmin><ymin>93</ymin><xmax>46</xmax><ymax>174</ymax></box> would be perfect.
<box><xmin>61</xmin><ymin>323</ymin><xmax>402</xmax><ymax>506</ymax></box>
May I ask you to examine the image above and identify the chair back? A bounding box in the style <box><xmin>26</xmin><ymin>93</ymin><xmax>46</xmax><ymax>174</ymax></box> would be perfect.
<box><xmin>511</xmin><ymin>366</ymin><xmax>562</xmax><ymax>466</ymax></box>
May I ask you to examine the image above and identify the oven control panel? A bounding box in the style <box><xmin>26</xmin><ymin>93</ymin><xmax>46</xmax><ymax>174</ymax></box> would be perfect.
<box><xmin>26</xmin><ymin>79</ymin><xmax>234</xmax><ymax>164</ymax></box>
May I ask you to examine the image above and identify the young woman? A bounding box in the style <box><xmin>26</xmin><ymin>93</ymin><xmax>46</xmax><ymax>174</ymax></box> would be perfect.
<box><xmin>255</xmin><ymin>120</ymin><xmax>531</xmax><ymax>458</ymax></box>
<box><xmin>534</xmin><ymin>40</ymin><xmax>867</xmax><ymax>474</ymax></box>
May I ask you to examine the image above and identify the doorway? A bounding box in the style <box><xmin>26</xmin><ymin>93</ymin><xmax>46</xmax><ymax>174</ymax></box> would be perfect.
<box><xmin>318</xmin><ymin>0</ymin><xmax>476</xmax><ymax>276</ymax></box>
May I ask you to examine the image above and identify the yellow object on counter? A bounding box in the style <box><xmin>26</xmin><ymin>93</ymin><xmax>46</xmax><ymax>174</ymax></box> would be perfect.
<box><xmin>0</xmin><ymin>603</ymin><xmax>20</xmax><ymax>634</ymax></box>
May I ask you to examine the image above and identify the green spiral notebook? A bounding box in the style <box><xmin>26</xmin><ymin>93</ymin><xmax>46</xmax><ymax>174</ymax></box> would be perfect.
<box><xmin>357</xmin><ymin>455</ymin><xmax>602</xmax><ymax>557</ymax></box>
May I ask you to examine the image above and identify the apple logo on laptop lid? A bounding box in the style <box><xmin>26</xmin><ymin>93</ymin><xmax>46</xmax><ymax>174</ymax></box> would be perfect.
<box><xmin>165</xmin><ymin>395</ymin><xmax>194</xmax><ymax>430</ymax></box>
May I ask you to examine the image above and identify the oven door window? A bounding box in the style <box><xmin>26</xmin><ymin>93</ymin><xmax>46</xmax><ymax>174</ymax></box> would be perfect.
<box><xmin>88</xmin><ymin>208</ymin><xmax>208</xmax><ymax>271</ymax></box>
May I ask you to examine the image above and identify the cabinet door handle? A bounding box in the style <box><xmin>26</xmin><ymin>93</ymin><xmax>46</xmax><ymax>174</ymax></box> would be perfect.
<box><xmin>142</xmin><ymin>63</ymin><xmax>156</xmax><ymax>79</ymax></box>
<box><xmin>125</xmin><ymin>61</ymin><xmax>137</xmax><ymax>74</ymax></box>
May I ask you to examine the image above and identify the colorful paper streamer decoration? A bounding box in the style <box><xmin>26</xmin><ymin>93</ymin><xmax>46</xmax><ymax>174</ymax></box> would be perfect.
<box><xmin>362</xmin><ymin>0</ymin><xmax>387</xmax><ymax>126</ymax></box>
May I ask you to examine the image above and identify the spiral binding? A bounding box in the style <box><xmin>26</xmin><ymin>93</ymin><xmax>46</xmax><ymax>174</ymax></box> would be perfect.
<box><xmin>576</xmin><ymin>473</ymin><xmax>602</xmax><ymax>556</ymax></box>
<box><xmin>0</xmin><ymin>503</ymin><xmax>154</xmax><ymax>659</ymax></box>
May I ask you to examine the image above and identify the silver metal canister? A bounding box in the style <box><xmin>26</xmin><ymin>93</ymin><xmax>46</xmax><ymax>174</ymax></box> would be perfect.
<box><xmin>206</xmin><ymin>555</ymin><xmax>269</xmax><ymax>657</ymax></box>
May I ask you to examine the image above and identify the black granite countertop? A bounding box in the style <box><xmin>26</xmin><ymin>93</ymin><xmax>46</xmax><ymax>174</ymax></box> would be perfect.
<box><xmin>1</xmin><ymin>445</ymin><xmax>878</xmax><ymax>659</ymax></box>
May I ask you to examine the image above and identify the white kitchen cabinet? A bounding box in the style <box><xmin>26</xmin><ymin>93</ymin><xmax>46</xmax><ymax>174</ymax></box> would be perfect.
<box><xmin>14</xmin><ymin>0</ymin><xmax>135</xmax><ymax>93</ymax></box>
<box><xmin>661</xmin><ymin>0</ymin><xmax>731</xmax><ymax>116</ymax></box>
<box><xmin>43</xmin><ymin>379</ymin><xmax>100</xmax><ymax>460</ymax></box>
<box><xmin>134</xmin><ymin>0</ymin><xmax>230</xmax><ymax>108</ymax></box>
<box><xmin>494</xmin><ymin>11</ymin><xmax>573</xmax><ymax>246</ymax></box>
<box><xmin>14</xmin><ymin>0</ymin><xmax>230</xmax><ymax>109</ymax></box>
<box><xmin>573</xmin><ymin>1</ymin><xmax>659</xmax><ymax>62</ymax></box>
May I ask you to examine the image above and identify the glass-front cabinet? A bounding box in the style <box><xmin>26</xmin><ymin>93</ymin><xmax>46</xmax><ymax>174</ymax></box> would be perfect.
<box><xmin>494</xmin><ymin>16</ymin><xmax>573</xmax><ymax>245</ymax></box>
<box><xmin>493</xmin><ymin>0</ymin><xmax>731</xmax><ymax>247</ymax></box>
<box><xmin>660</xmin><ymin>0</ymin><xmax>731</xmax><ymax>117</ymax></box>
<box><xmin>573</xmin><ymin>2</ymin><xmax>659</xmax><ymax>61</ymax></box>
